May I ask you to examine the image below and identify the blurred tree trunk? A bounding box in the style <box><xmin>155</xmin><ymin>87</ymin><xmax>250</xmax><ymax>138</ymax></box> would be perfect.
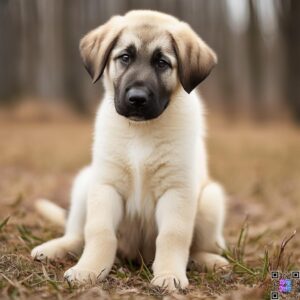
<box><xmin>19</xmin><ymin>0</ymin><xmax>39</xmax><ymax>97</ymax></box>
<box><xmin>246</xmin><ymin>0</ymin><xmax>264</xmax><ymax>120</ymax></box>
<box><xmin>214</xmin><ymin>1</ymin><xmax>236</xmax><ymax>117</ymax></box>
<box><xmin>0</xmin><ymin>0</ymin><xmax>21</xmax><ymax>103</ymax></box>
<box><xmin>61</xmin><ymin>0</ymin><xmax>87</xmax><ymax>113</ymax></box>
<box><xmin>278</xmin><ymin>0</ymin><xmax>300</xmax><ymax>123</ymax></box>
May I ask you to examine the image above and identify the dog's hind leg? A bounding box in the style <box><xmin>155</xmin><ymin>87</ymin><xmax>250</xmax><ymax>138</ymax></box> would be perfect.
<box><xmin>190</xmin><ymin>182</ymin><xmax>229</xmax><ymax>270</ymax></box>
<box><xmin>31</xmin><ymin>166</ymin><xmax>91</xmax><ymax>261</ymax></box>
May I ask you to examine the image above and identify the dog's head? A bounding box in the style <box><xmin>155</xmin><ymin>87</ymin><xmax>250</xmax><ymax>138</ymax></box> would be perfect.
<box><xmin>80</xmin><ymin>10</ymin><xmax>217</xmax><ymax>121</ymax></box>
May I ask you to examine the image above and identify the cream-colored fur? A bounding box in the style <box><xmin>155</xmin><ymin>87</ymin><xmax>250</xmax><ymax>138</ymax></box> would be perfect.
<box><xmin>31</xmin><ymin>10</ymin><xmax>228</xmax><ymax>291</ymax></box>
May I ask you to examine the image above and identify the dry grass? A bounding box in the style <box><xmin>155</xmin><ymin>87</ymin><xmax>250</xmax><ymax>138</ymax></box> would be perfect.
<box><xmin>0</xmin><ymin>105</ymin><xmax>299</xmax><ymax>299</ymax></box>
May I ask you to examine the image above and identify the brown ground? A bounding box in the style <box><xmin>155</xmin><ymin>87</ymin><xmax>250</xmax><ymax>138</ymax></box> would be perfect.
<box><xmin>0</xmin><ymin>104</ymin><xmax>299</xmax><ymax>299</ymax></box>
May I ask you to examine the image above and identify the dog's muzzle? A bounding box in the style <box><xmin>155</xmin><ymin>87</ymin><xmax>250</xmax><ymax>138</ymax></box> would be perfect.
<box><xmin>115</xmin><ymin>82</ymin><xmax>168</xmax><ymax>121</ymax></box>
<box><xmin>122</xmin><ymin>85</ymin><xmax>155</xmax><ymax>120</ymax></box>
<box><xmin>126</xmin><ymin>86</ymin><xmax>151</xmax><ymax>109</ymax></box>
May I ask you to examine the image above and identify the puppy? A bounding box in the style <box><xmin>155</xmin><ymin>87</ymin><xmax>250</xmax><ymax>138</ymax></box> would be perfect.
<box><xmin>31</xmin><ymin>10</ymin><xmax>228</xmax><ymax>291</ymax></box>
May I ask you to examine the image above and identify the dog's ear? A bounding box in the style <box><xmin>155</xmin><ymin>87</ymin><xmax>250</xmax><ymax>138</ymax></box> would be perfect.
<box><xmin>169</xmin><ymin>22</ymin><xmax>217</xmax><ymax>93</ymax></box>
<box><xmin>79</xmin><ymin>16</ymin><xmax>124</xmax><ymax>83</ymax></box>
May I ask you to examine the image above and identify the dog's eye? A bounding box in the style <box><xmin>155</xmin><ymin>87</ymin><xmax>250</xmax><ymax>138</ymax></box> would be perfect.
<box><xmin>119</xmin><ymin>54</ymin><xmax>131</xmax><ymax>65</ymax></box>
<box><xmin>156</xmin><ymin>59</ymin><xmax>169</xmax><ymax>70</ymax></box>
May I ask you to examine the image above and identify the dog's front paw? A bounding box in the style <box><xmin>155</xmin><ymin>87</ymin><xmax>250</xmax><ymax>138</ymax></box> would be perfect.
<box><xmin>64</xmin><ymin>267</ymin><xmax>98</xmax><ymax>285</ymax></box>
<box><xmin>64</xmin><ymin>266</ymin><xmax>108</xmax><ymax>285</ymax></box>
<box><xmin>191</xmin><ymin>252</ymin><xmax>229</xmax><ymax>271</ymax></box>
<box><xmin>151</xmin><ymin>273</ymin><xmax>189</xmax><ymax>291</ymax></box>
<box><xmin>31</xmin><ymin>242</ymin><xmax>66</xmax><ymax>262</ymax></box>
<box><xmin>31</xmin><ymin>237</ymin><xmax>82</xmax><ymax>262</ymax></box>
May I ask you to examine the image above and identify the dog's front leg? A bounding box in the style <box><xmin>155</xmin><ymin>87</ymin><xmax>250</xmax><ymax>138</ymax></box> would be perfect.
<box><xmin>151</xmin><ymin>189</ymin><xmax>197</xmax><ymax>291</ymax></box>
<box><xmin>64</xmin><ymin>184</ymin><xmax>123</xmax><ymax>285</ymax></box>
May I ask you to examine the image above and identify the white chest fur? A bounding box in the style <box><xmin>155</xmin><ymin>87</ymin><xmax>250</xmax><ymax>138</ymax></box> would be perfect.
<box><xmin>126</xmin><ymin>136</ymin><xmax>155</xmax><ymax>218</ymax></box>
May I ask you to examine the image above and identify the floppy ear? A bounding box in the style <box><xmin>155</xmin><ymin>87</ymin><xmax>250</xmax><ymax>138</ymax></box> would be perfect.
<box><xmin>79</xmin><ymin>16</ymin><xmax>124</xmax><ymax>83</ymax></box>
<box><xmin>169</xmin><ymin>22</ymin><xmax>217</xmax><ymax>93</ymax></box>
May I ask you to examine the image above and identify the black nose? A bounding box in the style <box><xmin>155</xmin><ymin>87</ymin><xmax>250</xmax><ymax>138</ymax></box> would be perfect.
<box><xmin>126</xmin><ymin>87</ymin><xmax>149</xmax><ymax>107</ymax></box>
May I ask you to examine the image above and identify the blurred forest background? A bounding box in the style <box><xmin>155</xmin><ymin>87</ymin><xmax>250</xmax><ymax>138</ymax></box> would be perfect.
<box><xmin>1</xmin><ymin>2</ymin><xmax>300</xmax><ymax>298</ymax></box>
<box><xmin>0</xmin><ymin>0</ymin><xmax>300</xmax><ymax>122</ymax></box>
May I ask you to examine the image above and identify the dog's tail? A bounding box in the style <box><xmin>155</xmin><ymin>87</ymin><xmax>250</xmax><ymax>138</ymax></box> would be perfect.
<box><xmin>34</xmin><ymin>198</ymin><xmax>66</xmax><ymax>228</ymax></box>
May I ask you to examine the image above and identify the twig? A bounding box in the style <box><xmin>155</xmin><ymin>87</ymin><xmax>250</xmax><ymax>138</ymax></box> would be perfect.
<box><xmin>275</xmin><ymin>230</ymin><xmax>296</xmax><ymax>270</ymax></box>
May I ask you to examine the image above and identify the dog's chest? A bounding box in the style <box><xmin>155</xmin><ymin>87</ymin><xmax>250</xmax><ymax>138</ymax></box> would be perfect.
<box><xmin>126</xmin><ymin>137</ymin><xmax>156</xmax><ymax>217</ymax></box>
<box><xmin>115</xmin><ymin>137</ymin><xmax>163</xmax><ymax>261</ymax></box>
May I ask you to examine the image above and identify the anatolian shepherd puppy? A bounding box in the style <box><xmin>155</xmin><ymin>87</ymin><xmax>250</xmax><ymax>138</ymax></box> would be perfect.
<box><xmin>31</xmin><ymin>10</ymin><xmax>229</xmax><ymax>291</ymax></box>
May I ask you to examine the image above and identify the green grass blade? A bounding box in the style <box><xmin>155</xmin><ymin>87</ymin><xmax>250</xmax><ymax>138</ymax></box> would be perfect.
<box><xmin>0</xmin><ymin>216</ymin><xmax>10</xmax><ymax>231</ymax></box>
